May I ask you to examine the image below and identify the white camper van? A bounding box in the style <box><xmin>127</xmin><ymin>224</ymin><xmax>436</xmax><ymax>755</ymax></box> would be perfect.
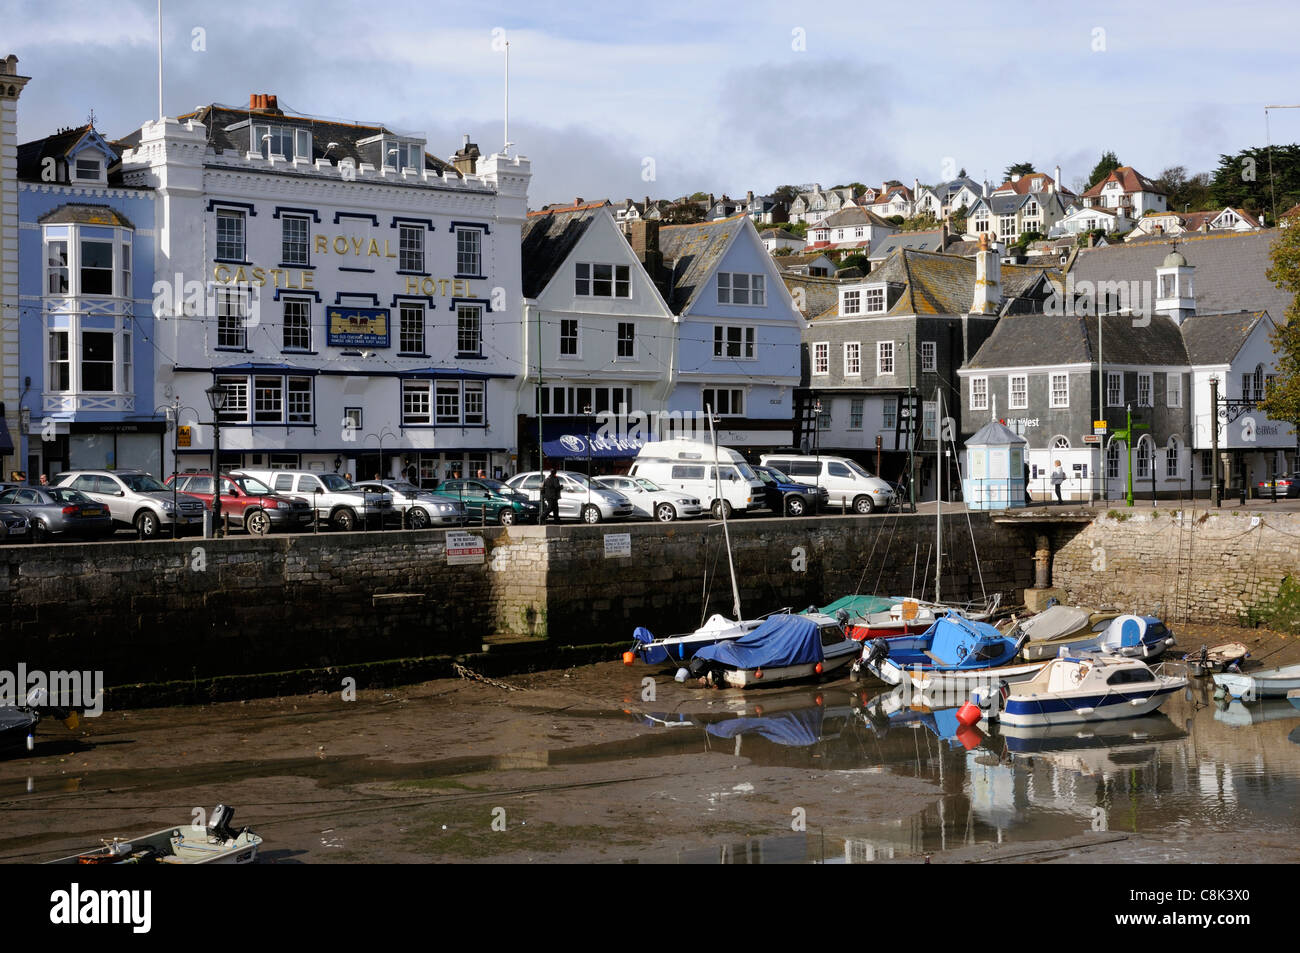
<box><xmin>629</xmin><ymin>439</ymin><xmax>765</xmax><ymax>519</ymax></box>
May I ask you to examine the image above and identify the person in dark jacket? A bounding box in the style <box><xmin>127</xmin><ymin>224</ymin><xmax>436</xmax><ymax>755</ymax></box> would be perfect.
<box><xmin>541</xmin><ymin>469</ymin><xmax>562</xmax><ymax>524</ymax></box>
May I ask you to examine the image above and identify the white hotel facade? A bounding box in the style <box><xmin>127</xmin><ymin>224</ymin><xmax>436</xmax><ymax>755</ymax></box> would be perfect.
<box><xmin>120</xmin><ymin>96</ymin><xmax>530</xmax><ymax>484</ymax></box>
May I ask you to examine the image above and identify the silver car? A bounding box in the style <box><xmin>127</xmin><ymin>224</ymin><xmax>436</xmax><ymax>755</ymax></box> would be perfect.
<box><xmin>55</xmin><ymin>469</ymin><xmax>206</xmax><ymax>538</ymax></box>
<box><xmin>0</xmin><ymin>486</ymin><xmax>115</xmax><ymax>540</ymax></box>
<box><xmin>506</xmin><ymin>471</ymin><xmax>634</xmax><ymax>524</ymax></box>
<box><xmin>0</xmin><ymin>506</ymin><xmax>31</xmax><ymax>543</ymax></box>
<box><xmin>355</xmin><ymin>480</ymin><xmax>466</xmax><ymax>529</ymax></box>
<box><xmin>594</xmin><ymin>476</ymin><xmax>702</xmax><ymax>522</ymax></box>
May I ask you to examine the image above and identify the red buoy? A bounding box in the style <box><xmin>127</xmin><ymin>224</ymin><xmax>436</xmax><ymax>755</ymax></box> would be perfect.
<box><xmin>815</xmin><ymin>662</ymin><xmax>824</xmax><ymax>674</ymax></box>
<box><xmin>956</xmin><ymin>702</ymin><xmax>982</xmax><ymax>727</ymax></box>
<box><xmin>622</xmin><ymin>651</ymin><xmax>636</xmax><ymax>665</ymax></box>
<box><xmin>754</xmin><ymin>669</ymin><xmax>763</xmax><ymax>680</ymax></box>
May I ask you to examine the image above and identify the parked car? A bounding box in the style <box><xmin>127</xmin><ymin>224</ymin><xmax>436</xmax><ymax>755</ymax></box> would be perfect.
<box><xmin>0</xmin><ymin>506</ymin><xmax>31</xmax><ymax>543</ymax></box>
<box><xmin>432</xmin><ymin>478</ymin><xmax>538</xmax><ymax>525</ymax></box>
<box><xmin>354</xmin><ymin>480</ymin><xmax>466</xmax><ymax>529</ymax></box>
<box><xmin>758</xmin><ymin>454</ymin><xmax>894</xmax><ymax>514</ymax></box>
<box><xmin>237</xmin><ymin>469</ymin><xmax>391</xmax><ymax>531</ymax></box>
<box><xmin>165</xmin><ymin>472</ymin><xmax>314</xmax><ymax>535</ymax></box>
<box><xmin>506</xmin><ymin>471</ymin><xmax>635</xmax><ymax>524</ymax></box>
<box><xmin>0</xmin><ymin>486</ymin><xmax>114</xmax><ymax>541</ymax></box>
<box><xmin>1256</xmin><ymin>472</ymin><xmax>1300</xmax><ymax>498</ymax></box>
<box><xmin>628</xmin><ymin>438</ymin><xmax>765</xmax><ymax>519</ymax></box>
<box><xmin>753</xmin><ymin>465</ymin><xmax>828</xmax><ymax>517</ymax></box>
<box><xmin>53</xmin><ymin>470</ymin><xmax>206</xmax><ymax>538</ymax></box>
<box><xmin>593</xmin><ymin>475</ymin><xmax>703</xmax><ymax>522</ymax></box>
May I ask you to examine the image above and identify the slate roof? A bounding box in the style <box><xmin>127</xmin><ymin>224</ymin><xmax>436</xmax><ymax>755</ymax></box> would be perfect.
<box><xmin>868</xmin><ymin>230</ymin><xmax>949</xmax><ymax>259</ymax></box>
<box><xmin>782</xmin><ymin>274</ymin><xmax>844</xmax><ymax>318</ymax></box>
<box><xmin>991</xmin><ymin>172</ymin><xmax>1074</xmax><ymax>198</ymax></box>
<box><xmin>1067</xmin><ymin>230</ymin><xmax>1292</xmax><ymax>320</ymax></box>
<box><xmin>37</xmin><ymin>203</ymin><xmax>135</xmax><ymax>228</ymax></box>
<box><xmin>17</xmin><ymin>124</ymin><xmax>131</xmax><ymax>185</ymax></box>
<box><xmin>967</xmin><ymin>420</ymin><xmax>1028</xmax><ymax>446</ymax></box>
<box><xmin>776</xmin><ymin>251</ymin><xmax>836</xmax><ymax>272</ymax></box>
<box><xmin>967</xmin><ymin>312</ymin><xmax>1190</xmax><ymax>370</ymax></box>
<box><xmin>520</xmin><ymin>206</ymin><xmax>601</xmax><ymax>298</ymax></box>
<box><xmin>657</xmin><ymin>216</ymin><xmax>748</xmax><ymax>314</ymax></box>
<box><xmin>818</xmin><ymin>205</ymin><xmax>894</xmax><ymax>229</ymax></box>
<box><xmin>143</xmin><ymin>102</ymin><xmax>458</xmax><ymax>177</ymax></box>
<box><xmin>1179</xmin><ymin>311</ymin><xmax>1269</xmax><ymax>364</ymax></box>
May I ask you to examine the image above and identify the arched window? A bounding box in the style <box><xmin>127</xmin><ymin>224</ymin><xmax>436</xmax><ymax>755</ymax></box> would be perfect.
<box><xmin>1051</xmin><ymin>435</ymin><xmax>1071</xmax><ymax>450</ymax></box>
<box><xmin>1106</xmin><ymin>440</ymin><xmax>1121</xmax><ymax>480</ymax></box>
<box><xmin>1135</xmin><ymin>435</ymin><xmax>1154</xmax><ymax>480</ymax></box>
<box><xmin>1166</xmin><ymin>436</ymin><xmax>1181</xmax><ymax>479</ymax></box>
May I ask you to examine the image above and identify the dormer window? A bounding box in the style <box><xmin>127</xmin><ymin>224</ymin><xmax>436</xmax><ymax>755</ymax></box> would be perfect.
<box><xmin>252</xmin><ymin>124</ymin><xmax>311</xmax><ymax>160</ymax></box>
<box><xmin>73</xmin><ymin>156</ymin><xmax>103</xmax><ymax>183</ymax></box>
<box><xmin>385</xmin><ymin>141</ymin><xmax>423</xmax><ymax>172</ymax></box>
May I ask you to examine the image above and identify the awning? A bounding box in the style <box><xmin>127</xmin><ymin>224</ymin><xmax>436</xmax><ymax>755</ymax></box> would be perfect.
<box><xmin>541</xmin><ymin>420</ymin><xmax>646</xmax><ymax>459</ymax></box>
<box><xmin>0</xmin><ymin>417</ymin><xmax>12</xmax><ymax>454</ymax></box>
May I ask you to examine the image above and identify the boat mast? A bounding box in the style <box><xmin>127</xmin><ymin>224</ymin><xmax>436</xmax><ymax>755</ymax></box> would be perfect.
<box><xmin>708</xmin><ymin>406</ymin><xmax>742</xmax><ymax>620</ymax></box>
<box><xmin>936</xmin><ymin>389</ymin><xmax>942</xmax><ymax>605</ymax></box>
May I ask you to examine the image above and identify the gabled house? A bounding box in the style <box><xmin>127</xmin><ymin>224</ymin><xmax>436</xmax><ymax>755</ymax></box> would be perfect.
<box><xmin>1080</xmin><ymin>166</ymin><xmax>1166</xmax><ymax>216</ymax></box>
<box><xmin>657</xmin><ymin>216</ymin><xmax>806</xmax><ymax>451</ymax></box>
<box><xmin>866</xmin><ymin>183</ymin><xmax>915</xmax><ymax>219</ymax></box>
<box><xmin>789</xmin><ymin>185</ymin><xmax>856</xmax><ymax>225</ymax></box>
<box><xmin>914</xmin><ymin>176</ymin><xmax>983</xmax><ymax>218</ymax></box>
<box><xmin>805</xmin><ymin>206</ymin><xmax>898</xmax><ymax>252</ymax></box>
<box><xmin>960</xmin><ymin>234</ymin><xmax>1295</xmax><ymax>500</ymax></box>
<box><xmin>517</xmin><ymin>207</ymin><xmax>676</xmax><ymax>467</ymax></box>
<box><xmin>1125</xmin><ymin>207</ymin><xmax>1261</xmax><ymax>241</ymax></box>
<box><xmin>965</xmin><ymin>189</ymin><xmax>1070</xmax><ymax>245</ymax></box>
<box><xmin>16</xmin><ymin>121</ymin><xmax>158</xmax><ymax>478</ymax></box>
<box><xmin>801</xmin><ymin>239</ymin><xmax>1055</xmax><ymax>497</ymax></box>
<box><xmin>867</xmin><ymin>228</ymin><xmax>953</xmax><ymax>266</ymax></box>
<box><xmin>760</xmin><ymin>228</ymin><xmax>806</xmax><ymax>254</ymax></box>
<box><xmin>1050</xmin><ymin>204</ymin><xmax>1135</xmax><ymax>238</ymax></box>
<box><xmin>775</xmin><ymin>252</ymin><xmax>838</xmax><ymax>277</ymax></box>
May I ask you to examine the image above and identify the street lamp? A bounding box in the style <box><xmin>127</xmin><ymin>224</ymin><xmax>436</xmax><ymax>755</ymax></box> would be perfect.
<box><xmin>155</xmin><ymin>397</ymin><xmax>199</xmax><ymax>539</ymax></box>
<box><xmin>583</xmin><ymin>404</ymin><xmax>593</xmax><ymax>509</ymax></box>
<box><xmin>364</xmin><ymin>428</ymin><xmax>398</xmax><ymax>530</ymax></box>
<box><xmin>205</xmin><ymin>383</ymin><xmax>229</xmax><ymax>536</ymax></box>
<box><xmin>812</xmin><ymin>399</ymin><xmax>823</xmax><ymax>502</ymax></box>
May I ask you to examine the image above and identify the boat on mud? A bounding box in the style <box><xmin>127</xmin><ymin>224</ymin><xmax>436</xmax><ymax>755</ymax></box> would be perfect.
<box><xmin>1212</xmin><ymin>662</ymin><xmax>1300</xmax><ymax>700</ymax></box>
<box><xmin>47</xmin><ymin>804</ymin><xmax>262</xmax><ymax>865</ymax></box>
<box><xmin>851</xmin><ymin>613</ymin><xmax>1044</xmax><ymax>693</ymax></box>
<box><xmin>686</xmin><ymin>613</ymin><xmax>858</xmax><ymax>689</ymax></box>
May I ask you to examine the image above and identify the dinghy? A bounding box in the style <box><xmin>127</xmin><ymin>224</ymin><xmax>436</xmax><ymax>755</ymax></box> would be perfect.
<box><xmin>1014</xmin><ymin>605</ymin><xmax>1120</xmax><ymax>660</ymax></box>
<box><xmin>48</xmin><ymin>804</ymin><xmax>262</xmax><ymax>865</ymax></box>
<box><xmin>979</xmin><ymin>654</ymin><xmax>1185</xmax><ymax>728</ymax></box>
<box><xmin>687</xmin><ymin>613</ymin><xmax>858</xmax><ymax>689</ymax></box>
<box><xmin>1184</xmin><ymin>642</ymin><xmax>1250</xmax><ymax>677</ymax></box>
<box><xmin>1212</xmin><ymin>663</ymin><xmax>1300</xmax><ymax>699</ymax></box>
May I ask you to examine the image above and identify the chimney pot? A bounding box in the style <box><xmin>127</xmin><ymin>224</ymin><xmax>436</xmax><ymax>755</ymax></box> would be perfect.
<box><xmin>266</xmin><ymin>94</ymin><xmax>278</xmax><ymax>111</ymax></box>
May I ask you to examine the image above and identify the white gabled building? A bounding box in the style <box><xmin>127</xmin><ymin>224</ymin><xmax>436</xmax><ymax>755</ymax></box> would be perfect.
<box><xmin>121</xmin><ymin>94</ymin><xmax>530</xmax><ymax>485</ymax></box>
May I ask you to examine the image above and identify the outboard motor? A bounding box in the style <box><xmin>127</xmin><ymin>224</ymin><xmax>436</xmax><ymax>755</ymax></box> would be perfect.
<box><xmin>207</xmin><ymin>804</ymin><xmax>239</xmax><ymax>842</ymax></box>
<box><xmin>852</xmin><ymin>637</ymin><xmax>891</xmax><ymax>681</ymax></box>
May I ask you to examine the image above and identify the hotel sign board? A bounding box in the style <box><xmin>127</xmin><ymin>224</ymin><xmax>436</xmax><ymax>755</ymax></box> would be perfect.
<box><xmin>327</xmin><ymin>307</ymin><xmax>391</xmax><ymax>348</ymax></box>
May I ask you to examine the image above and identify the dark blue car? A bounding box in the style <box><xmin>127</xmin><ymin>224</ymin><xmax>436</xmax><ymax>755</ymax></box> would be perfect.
<box><xmin>754</xmin><ymin>465</ymin><xmax>828</xmax><ymax>517</ymax></box>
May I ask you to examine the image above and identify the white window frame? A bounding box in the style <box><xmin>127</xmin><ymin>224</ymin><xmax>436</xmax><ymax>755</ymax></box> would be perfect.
<box><xmin>970</xmin><ymin>376</ymin><xmax>988</xmax><ymax>411</ymax></box>
<box><xmin>399</xmin><ymin>302</ymin><xmax>425</xmax><ymax>355</ymax></box>
<box><xmin>813</xmin><ymin>342</ymin><xmax>829</xmax><ymax>376</ymax></box>
<box><xmin>1106</xmin><ymin>371</ymin><xmax>1122</xmax><ymax>408</ymax></box>
<box><xmin>877</xmin><ymin>340</ymin><xmax>895</xmax><ymax>376</ymax></box>
<box><xmin>920</xmin><ymin>341</ymin><xmax>936</xmax><ymax>372</ymax></box>
<box><xmin>882</xmin><ymin>397</ymin><xmax>897</xmax><ymax>430</ymax></box>
<box><xmin>842</xmin><ymin>289</ymin><xmax>861</xmax><ymax>315</ymax></box>
<box><xmin>456</xmin><ymin>226</ymin><xmax>483</xmax><ymax>277</ymax></box>
<box><xmin>717</xmin><ymin>272</ymin><xmax>765</xmax><ymax>306</ymax></box>
<box><xmin>216</xmin><ymin>209</ymin><xmax>246</xmax><ymax>262</ymax></box>
<box><xmin>844</xmin><ymin>341</ymin><xmax>861</xmax><ymax>377</ymax></box>
<box><xmin>559</xmin><ymin>318</ymin><xmax>580</xmax><ymax>358</ymax></box>
<box><xmin>398</xmin><ymin>224</ymin><xmax>424</xmax><ymax>273</ymax></box>
<box><xmin>281</xmin><ymin>215</ymin><xmax>311</xmax><ymax>266</ymax></box>
<box><xmin>864</xmin><ymin>285</ymin><xmax>886</xmax><ymax>313</ymax></box>
<box><xmin>616</xmin><ymin>321</ymin><xmax>637</xmax><ymax>360</ymax></box>
<box><xmin>282</xmin><ymin>296</ymin><xmax>312</xmax><ymax>352</ymax></box>
<box><xmin>1050</xmin><ymin>372</ymin><xmax>1069</xmax><ymax>409</ymax></box>
<box><xmin>456</xmin><ymin>304</ymin><xmax>483</xmax><ymax>357</ymax></box>
<box><xmin>1137</xmin><ymin>371</ymin><xmax>1152</xmax><ymax>407</ymax></box>
<box><xmin>849</xmin><ymin>398</ymin><xmax>864</xmax><ymax>430</ymax></box>
<box><xmin>1008</xmin><ymin>373</ymin><xmax>1028</xmax><ymax>410</ymax></box>
<box><xmin>713</xmin><ymin>325</ymin><xmax>756</xmax><ymax>360</ymax></box>
<box><xmin>576</xmin><ymin>262</ymin><xmax>631</xmax><ymax>298</ymax></box>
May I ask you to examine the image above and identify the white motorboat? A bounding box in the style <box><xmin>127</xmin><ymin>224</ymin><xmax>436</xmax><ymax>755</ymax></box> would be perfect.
<box><xmin>47</xmin><ymin>804</ymin><xmax>262</xmax><ymax>865</ymax></box>
<box><xmin>1213</xmin><ymin>663</ymin><xmax>1300</xmax><ymax>700</ymax></box>
<box><xmin>978</xmin><ymin>653</ymin><xmax>1186</xmax><ymax>728</ymax></box>
<box><xmin>687</xmin><ymin>613</ymin><xmax>858</xmax><ymax>689</ymax></box>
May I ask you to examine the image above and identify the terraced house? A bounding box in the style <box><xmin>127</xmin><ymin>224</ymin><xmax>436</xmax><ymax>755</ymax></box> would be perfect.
<box><xmin>119</xmin><ymin>95</ymin><xmax>530</xmax><ymax>484</ymax></box>
<box><xmin>802</xmin><ymin>238</ymin><xmax>1055</xmax><ymax>497</ymax></box>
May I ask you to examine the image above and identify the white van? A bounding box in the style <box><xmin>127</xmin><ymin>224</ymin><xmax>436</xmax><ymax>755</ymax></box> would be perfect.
<box><xmin>759</xmin><ymin>454</ymin><xmax>894</xmax><ymax>514</ymax></box>
<box><xmin>630</xmin><ymin>438</ymin><xmax>764</xmax><ymax>519</ymax></box>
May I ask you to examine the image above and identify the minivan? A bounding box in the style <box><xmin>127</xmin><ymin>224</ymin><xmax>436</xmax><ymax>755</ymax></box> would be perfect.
<box><xmin>237</xmin><ymin>469</ymin><xmax>391</xmax><ymax>531</ymax></box>
<box><xmin>629</xmin><ymin>438</ymin><xmax>764</xmax><ymax>519</ymax></box>
<box><xmin>758</xmin><ymin>454</ymin><xmax>894</xmax><ymax>513</ymax></box>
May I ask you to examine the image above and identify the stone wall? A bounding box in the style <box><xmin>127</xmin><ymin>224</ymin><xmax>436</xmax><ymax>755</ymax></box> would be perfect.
<box><xmin>1050</xmin><ymin>508</ymin><xmax>1300</xmax><ymax>626</ymax></box>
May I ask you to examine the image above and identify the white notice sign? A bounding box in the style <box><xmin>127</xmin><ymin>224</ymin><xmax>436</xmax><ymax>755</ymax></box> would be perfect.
<box><xmin>446</xmin><ymin>530</ymin><xmax>485</xmax><ymax>565</ymax></box>
<box><xmin>604</xmin><ymin>533</ymin><xmax>632</xmax><ymax>559</ymax></box>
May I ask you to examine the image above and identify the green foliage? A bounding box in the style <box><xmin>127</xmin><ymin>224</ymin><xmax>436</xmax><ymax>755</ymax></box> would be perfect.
<box><xmin>1088</xmin><ymin>151</ymin><xmax>1122</xmax><ymax>189</ymax></box>
<box><xmin>886</xmin><ymin>215</ymin><xmax>905</xmax><ymax>226</ymax></box>
<box><xmin>831</xmin><ymin>182</ymin><xmax>867</xmax><ymax>196</ymax></box>
<box><xmin>781</xmin><ymin>221</ymin><xmax>808</xmax><ymax>238</ymax></box>
<box><xmin>773</xmin><ymin>246</ymin><xmax>792</xmax><ymax>256</ymax></box>
<box><xmin>898</xmin><ymin>213</ymin><xmax>939</xmax><ymax>231</ymax></box>
<box><xmin>1156</xmin><ymin>165</ymin><xmax>1215</xmax><ymax>212</ymax></box>
<box><xmin>1210</xmin><ymin>144</ymin><xmax>1300</xmax><ymax>215</ymax></box>
<box><xmin>772</xmin><ymin>184</ymin><xmax>800</xmax><ymax>205</ymax></box>
<box><xmin>687</xmin><ymin>191</ymin><xmax>709</xmax><ymax>202</ymax></box>
<box><xmin>1004</xmin><ymin>161</ymin><xmax>1035</xmax><ymax>181</ymax></box>
<box><xmin>839</xmin><ymin>253</ymin><xmax>870</xmax><ymax>272</ymax></box>
<box><xmin>664</xmin><ymin>201</ymin><xmax>705</xmax><ymax>225</ymax></box>
<box><xmin>1076</xmin><ymin>227</ymin><xmax>1108</xmax><ymax>248</ymax></box>
<box><xmin>949</xmin><ymin>203</ymin><xmax>969</xmax><ymax>233</ymax></box>
<box><xmin>1260</xmin><ymin>226</ymin><xmax>1300</xmax><ymax>434</ymax></box>
<box><xmin>1013</xmin><ymin>230</ymin><xmax>1044</xmax><ymax>249</ymax></box>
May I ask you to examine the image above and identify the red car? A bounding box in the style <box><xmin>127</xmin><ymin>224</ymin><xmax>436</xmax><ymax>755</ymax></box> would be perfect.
<box><xmin>164</xmin><ymin>472</ymin><xmax>314</xmax><ymax>535</ymax></box>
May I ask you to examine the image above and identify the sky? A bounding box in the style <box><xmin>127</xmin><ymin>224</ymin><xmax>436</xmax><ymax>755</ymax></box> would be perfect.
<box><xmin>6</xmin><ymin>0</ymin><xmax>1300</xmax><ymax>207</ymax></box>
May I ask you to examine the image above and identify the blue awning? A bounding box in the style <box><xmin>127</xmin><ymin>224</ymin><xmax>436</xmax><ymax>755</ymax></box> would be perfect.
<box><xmin>541</xmin><ymin>420</ymin><xmax>646</xmax><ymax>459</ymax></box>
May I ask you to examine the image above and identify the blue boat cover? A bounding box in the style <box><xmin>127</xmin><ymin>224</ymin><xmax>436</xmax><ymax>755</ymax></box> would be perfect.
<box><xmin>1118</xmin><ymin>617</ymin><xmax>1142</xmax><ymax>648</ymax></box>
<box><xmin>928</xmin><ymin>615</ymin><xmax>1005</xmax><ymax>666</ymax></box>
<box><xmin>694</xmin><ymin>614</ymin><xmax>824</xmax><ymax>669</ymax></box>
<box><xmin>632</xmin><ymin>626</ymin><xmax>669</xmax><ymax>665</ymax></box>
<box><xmin>705</xmin><ymin>706</ymin><xmax>825</xmax><ymax>747</ymax></box>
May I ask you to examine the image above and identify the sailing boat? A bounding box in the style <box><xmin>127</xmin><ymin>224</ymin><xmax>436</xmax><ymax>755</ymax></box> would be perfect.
<box><xmin>629</xmin><ymin>408</ymin><xmax>789</xmax><ymax>665</ymax></box>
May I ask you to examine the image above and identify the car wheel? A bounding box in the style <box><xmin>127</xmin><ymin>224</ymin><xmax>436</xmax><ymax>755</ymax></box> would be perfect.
<box><xmin>582</xmin><ymin>504</ymin><xmax>602</xmax><ymax>524</ymax></box>
<box><xmin>408</xmin><ymin>507</ymin><xmax>430</xmax><ymax>530</ymax></box>
<box><xmin>786</xmin><ymin>496</ymin><xmax>807</xmax><ymax>517</ymax></box>
<box><xmin>245</xmin><ymin>509</ymin><xmax>271</xmax><ymax>537</ymax></box>
<box><xmin>332</xmin><ymin>508</ymin><xmax>357</xmax><ymax>532</ymax></box>
<box><xmin>711</xmin><ymin>500</ymin><xmax>732</xmax><ymax>520</ymax></box>
<box><xmin>853</xmin><ymin>495</ymin><xmax>875</xmax><ymax>515</ymax></box>
<box><xmin>498</xmin><ymin>508</ymin><xmax>516</xmax><ymax>526</ymax></box>
<box><xmin>654</xmin><ymin>502</ymin><xmax>677</xmax><ymax>522</ymax></box>
<box><xmin>31</xmin><ymin>521</ymin><xmax>50</xmax><ymax>543</ymax></box>
<box><xmin>135</xmin><ymin>510</ymin><xmax>161</xmax><ymax>539</ymax></box>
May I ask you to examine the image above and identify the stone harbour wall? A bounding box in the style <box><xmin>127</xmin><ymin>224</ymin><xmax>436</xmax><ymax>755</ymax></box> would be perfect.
<box><xmin>1049</xmin><ymin>508</ymin><xmax>1300</xmax><ymax>627</ymax></box>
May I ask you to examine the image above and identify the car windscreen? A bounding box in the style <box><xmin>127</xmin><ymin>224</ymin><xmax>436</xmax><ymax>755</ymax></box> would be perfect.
<box><xmin>119</xmin><ymin>473</ymin><xmax>169</xmax><ymax>492</ymax></box>
<box><xmin>764</xmin><ymin>466</ymin><xmax>794</xmax><ymax>483</ymax></box>
<box><xmin>49</xmin><ymin>488</ymin><xmax>95</xmax><ymax>504</ymax></box>
<box><xmin>736</xmin><ymin>463</ymin><xmax>758</xmax><ymax>481</ymax></box>
<box><xmin>234</xmin><ymin>475</ymin><xmax>273</xmax><ymax>494</ymax></box>
<box><xmin>319</xmin><ymin>474</ymin><xmax>354</xmax><ymax>492</ymax></box>
<box><xmin>846</xmin><ymin>459</ymin><xmax>875</xmax><ymax>479</ymax></box>
<box><xmin>634</xmin><ymin>478</ymin><xmax>662</xmax><ymax>491</ymax></box>
<box><xmin>387</xmin><ymin>482</ymin><xmax>420</xmax><ymax>494</ymax></box>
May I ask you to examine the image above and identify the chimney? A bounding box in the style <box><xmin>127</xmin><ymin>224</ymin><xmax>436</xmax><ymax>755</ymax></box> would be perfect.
<box><xmin>747</xmin><ymin>190</ymin><xmax>754</xmax><ymax>202</ymax></box>
<box><xmin>249</xmin><ymin>93</ymin><xmax>281</xmax><ymax>114</ymax></box>
<box><xmin>1011</xmin><ymin>173</ymin><xmax>1021</xmax><ymax>183</ymax></box>
<box><xmin>1054</xmin><ymin>164</ymin><xmax>1062</xmax><ymax>192</ymax></box>
<box><xmin>628</xmin><ymin>221</ymin><xmax>668</xmax><ymax>297</ymax></box>
<box><xmin>971</xmin><ymin>232</ymin><xmax>1002</xmax><ymax>315</ymax></box>
<box><xmin>451</xmin><ymin>136</ymin><xmax>480</xmax><ymax>175</ymax></box>
<box><xmin>983</xmin><ymin>180</ymin><xmax>990</xmax><ymax>198</ymax></box>
<box><xmin>643</xmin><ymin>195</ymin><xmax>650</xmax><ymax>209</ymax></box>
<box><xmin>913</xmin><ymin>176</ymin><xmax>920</xmax><ymax>196</ymax></box>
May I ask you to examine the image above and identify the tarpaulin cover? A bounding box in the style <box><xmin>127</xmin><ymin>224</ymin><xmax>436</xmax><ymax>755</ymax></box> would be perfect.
<box><xmin>1021</xmin><ymin>605</ymin><xmax>1092</xmax><ymax>642</ymax></box>
<box><xmin>704</xmin><ymin>706</ymin><xmax>825</xmax><ymax>748</ymax></box>
<box><xmin>814</xmin><ymin>595</ymin><xmax>898</xmax><ymax>619</ymax></box>
<box><xmin>694</xmin><ymin>614</ymin><xmax>824</xmax><ymax>670</ymax></box>
<box><xmin>926</xmin><ymin>615</ymin><xmax>1012</xmax><ymax>667</ymax></box>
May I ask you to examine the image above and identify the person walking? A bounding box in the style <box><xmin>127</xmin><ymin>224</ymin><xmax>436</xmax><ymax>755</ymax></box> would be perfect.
<box><xmin>541</xmin><ymin>469</ymin><xmax>562</xmax><ymax>525</ymax></box>
<box><xmin>1051</xmin><ymin>460</ymin><xmax>1066</xmax><ymax>504</ymax></box>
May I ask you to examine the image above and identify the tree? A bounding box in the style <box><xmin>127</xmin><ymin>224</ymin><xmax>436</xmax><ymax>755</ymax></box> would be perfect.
<box><xmin>1259</xmin><ymin>228</ymin><xmax>1300</xmax><ymax>439</ymax></box>
<box><xmin>886</xmin><ymin>215</ymin><xmax>905</xmax><ymax>226</ymax></box>
<box><xmin>1210</xmin><ymin>144</ymin><xmax>1300</xmax><ymax>216</ymax></box>
<box><xmin>1003</xmin><ymin>161</ymin><xmax>1035</xmax><ymax>181</ymax></box>
<box><xmin>772</xmin><ymin>184</ymin><xmax>800</xmax><ymax>205</ymax></box>
<box><xmin>1156</xmin><ymin>165</ymin><xmax>1214</xmax><ymax>212</ymax></box>
<box><xmin>839</xmin><ymin>252</ymin><xmax>870</xmax><ymax>272</ymax></box>
<box><xmin>663</xmin><ymin>200</ymin><xmax>704</xmax><ymax>225</ymax></box>
<box><xmin>1088</xmin><ymin>151</ymin><xmax>1122</xmax><ymax>189</ymax></box>
<box><xmin>958</xmin><ymin>167</ymin><xmax>967</xmax><ymax>179</ymax></box>
<box><xmin>950</xmin><ymin>203</ymin><xmax>969</xmax><ymax>233</ymax></box>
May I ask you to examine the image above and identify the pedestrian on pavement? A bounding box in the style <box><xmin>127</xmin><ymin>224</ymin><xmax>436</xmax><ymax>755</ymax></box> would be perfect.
<box><xmin>541</xmin><ymin>469</ymin><xmax>562</xmax><ymax>524</ymax></box>
<box><xmin>39</xmin><ymin>474</ymin><xmax>49</xmax><ymax>486</ymax></box>
<box><xmin>1051</xmin><ymin>460</ymin><xmax>1066</xmax><ymax>504</ymax></box>
<box><xmin>1023</xmin><ymin>462</ymin><xmax>1031</xmax><ymax>503</ymax></box>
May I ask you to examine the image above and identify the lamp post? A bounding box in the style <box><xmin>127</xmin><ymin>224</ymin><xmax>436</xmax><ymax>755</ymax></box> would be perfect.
<box><xmin>156</xmin><ymin>396</ymin><xmax>200</xmax><ymax>539</ymax></box>
<box><xmin>583</xmin><ymin>403</ymin><xmax>593</xmax><ymax>510</ymax></box>
<box><xmin>364</xmin><ymin>428</ymin><xmax>398</xmax><ymax>530</ymax></box>
<box><xmin>812</xmin><ymin>398</ymin><xmax>823</xmax><ymax>502</ymax></box>
<box><xmin>1210</xmin><ymin>378</ymin><xmax>1262</xmax><ymax>508</ymax></box>
<box><xmin>205</xmin><ymin>383</ymin><xmax>229</xmax><ymax>536</ymax></box>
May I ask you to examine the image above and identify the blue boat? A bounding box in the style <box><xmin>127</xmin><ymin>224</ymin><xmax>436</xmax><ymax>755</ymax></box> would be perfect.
<box><xmin>688</xmin><ymin>613</ymin><xmax>858</xmax><ymax>688</ymax></box>
<box><xmin>1041</xmin><ymin>614</ymin><xmax>1176</xmax><ymax>661</ymax></box>
<box><xmin>852</xmin><ymin>613</ymin><xmax>1043</xmax><ymax>693</ymax></box>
